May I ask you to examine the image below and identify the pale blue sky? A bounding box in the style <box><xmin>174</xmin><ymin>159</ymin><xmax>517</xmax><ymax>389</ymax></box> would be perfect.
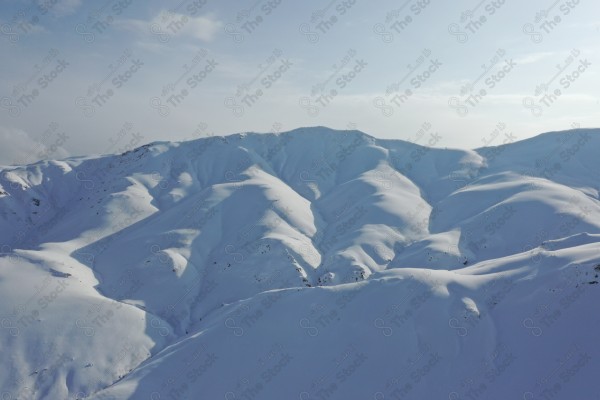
<box><xmin>1</xmin><ymin>0</ymin><xmax>599</xmax><ymax>164</ymax></box>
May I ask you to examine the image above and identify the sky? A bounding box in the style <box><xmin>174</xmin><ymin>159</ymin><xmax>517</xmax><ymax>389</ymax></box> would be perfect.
<box><xmin>0</xmin><ymin>0</ymin><xmax>599</xmax><ymax>165</ymax></box>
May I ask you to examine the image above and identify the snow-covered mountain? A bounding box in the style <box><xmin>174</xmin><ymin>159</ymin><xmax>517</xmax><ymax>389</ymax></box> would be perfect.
<box><xmin>1</xmin><ymin>126</ymin><xmax>599</xmax><ymax>399</ymax></box>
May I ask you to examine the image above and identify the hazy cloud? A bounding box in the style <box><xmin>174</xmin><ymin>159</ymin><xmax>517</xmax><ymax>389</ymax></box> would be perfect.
<box><xmin>0</xmin><ymin>126</ymin><xmax>69</xmax><ymax>166</ymax></box>
<box><xmin>38</xmin><ymin>0</ymin><xmax>82</xmax><ymax>17</ymax></box>
<box><xmin>514</xmin><ymin>52</ymin><xmax>556</xmax><ymax>65</ymax></box>
<box><xmin>118</xmin><ymin>12</ymin><xmax>223</xmax><ymax>42</ymax></box>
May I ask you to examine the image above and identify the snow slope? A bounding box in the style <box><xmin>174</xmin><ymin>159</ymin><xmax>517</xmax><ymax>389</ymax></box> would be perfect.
<box><xmin>0</xmin><ymin>127</ymin><xmax>599</xmax><ymax>399</ymax></box>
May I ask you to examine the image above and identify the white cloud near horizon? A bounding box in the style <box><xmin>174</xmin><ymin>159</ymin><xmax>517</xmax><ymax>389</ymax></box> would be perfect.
<box><xmin>0</xmin><ymin>127</ymin><xmax>70</xmax><ymax>166</ymax></box>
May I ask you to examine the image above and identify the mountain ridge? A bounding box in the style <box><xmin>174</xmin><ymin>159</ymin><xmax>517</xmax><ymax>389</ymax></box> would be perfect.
<box><xmin>0</xmin><ymin>126</ymin><xmax>599</xmax><ymax>398</ymax></box>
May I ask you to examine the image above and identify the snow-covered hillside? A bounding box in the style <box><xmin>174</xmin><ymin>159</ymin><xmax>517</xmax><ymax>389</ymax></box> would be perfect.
<box><xmin>1</xmin><ymin>127</ymin><xmax>599</xmax><ymax>399</ymax></box>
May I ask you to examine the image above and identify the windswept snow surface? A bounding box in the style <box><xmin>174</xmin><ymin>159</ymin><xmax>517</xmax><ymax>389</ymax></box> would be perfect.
<box><xmin>1</xmin><ymin>127</ymin><xmax>599</xmax><ymax>399</ymax></box>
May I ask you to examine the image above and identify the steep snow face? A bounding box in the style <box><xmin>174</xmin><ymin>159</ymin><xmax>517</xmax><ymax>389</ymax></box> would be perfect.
<box><xmin>0</xmin><ymin>127</ymin><xmax>599</xmax><ymax>399</ymax></box>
